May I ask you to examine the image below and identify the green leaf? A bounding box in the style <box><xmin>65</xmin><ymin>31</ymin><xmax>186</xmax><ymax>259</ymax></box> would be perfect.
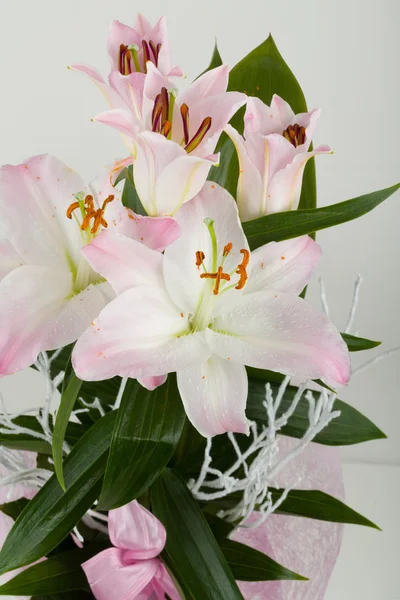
<box><xmin>218</xmin><ymin>538</ymin><xmax>307</xmax><ymax>581</ymax></box>
<box><xmin>271</xmin><ymin>488</ymin><xmax>380</xmax><ymax>529</ymax></box>
<box><xmin>342</xmin><ymin>333</ymin><xmax>381</xmax><ymax>352</ymax></box>
<box><xmin>210</xmin><ymin>34</ymin><xmax>315</xmax><ymax>210</ymax></box>
<box><xmin>52</xmin><ymin>374</ymin><xmax>83</xmax><ymax>490</ymax></box>
<box><xmin>243</xmin><ymin>182</ymin><xmax>400</xmax><ymax>250</ymax></box>
<box><xmin>0</xmin><ymin>411</ymin><xmax>116</xmax><ymax>575</ymax></box>
<box><xmin>98</xmin><ymin>375</ymin><xmax>186</xmax><ymax>510</ymax></box>
<box><xmin>0</xmin><ymin>547</ymin><xmax>100</xmax><ymax>595</ymax></box>
<box><xmin>197</xmin><ymin>40</ymin><xmax>223</xmax><ymax>78</ymax></box>
<box><xmin>151</xmin><ymin>468</ymin><xmax>244</xmax><ymax>600</ymax></box>
<box><xmin>121</xmin><ymin>168</ymin><xmax>147</xmax><ymax>215</ymax></box>
<box><xmin>246</xmin><ymin>378</ymin><xmax>386</xmax><ymax>445</ymax></box>
<box><xmin>0</xmin><ymin>498</ymin><xmax>29</xmax><ymax>521</ymax></box>
<box><xmin>0</xmin><ymin>416</ymin><xmax>85</xmax><ymax>455</ymax></box>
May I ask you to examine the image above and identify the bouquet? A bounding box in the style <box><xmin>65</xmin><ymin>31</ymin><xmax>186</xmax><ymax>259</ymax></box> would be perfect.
<box><xmin>0</xmin><ymin>14</ymin><xmax>397</xmax><ymax>600</ymax></box>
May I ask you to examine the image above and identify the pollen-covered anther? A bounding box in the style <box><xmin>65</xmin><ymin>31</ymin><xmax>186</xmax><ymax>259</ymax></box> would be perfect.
<box><xmin>282</xmin><ymin>123</ymin><xmax>306</xmax><ymax>148</ymax></box>
<box><xmin>235</xmin><ymin>249</ymin><xmax>250</xmax><ymax>290</ymax></box>
<box><xmin>66</xmin><ymin>201</ymin><xmax>80</xmax><ymax>219</ymax></box>
<box><xmin>223</xmin><ymin>242</ymin><xmax>233</xmax><ymax>257</ymax></box>
<box><xmin>201</xmin><ymin>266</ymin><xmax>231</xmax><ymax>295</ymax></box>
<box><xmin>195</xmin><ymin>251</ymin><xmax>206</xmax><ymax>269</ymax></box>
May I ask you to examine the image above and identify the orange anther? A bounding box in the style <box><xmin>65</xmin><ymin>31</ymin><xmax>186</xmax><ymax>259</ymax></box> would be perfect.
<box><xmin>195</xmin><ymin>250</ymin><xmax>205</xmax><ymax>269</ymax></box>
<box><xmin>66</xmin><ymin>201</ymin><xmax>80</xmax><ymax>219</ymax></box>
<box><xmin>223</xmin><ymin>242</ymin><xmax>233</xmax><ymax>257</ymax></box>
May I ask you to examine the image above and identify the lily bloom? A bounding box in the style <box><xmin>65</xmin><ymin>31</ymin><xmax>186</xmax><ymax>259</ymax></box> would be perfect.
<box><xmin>71</xmin><ymin>60</ymin><xmax>246</xmax><ymax>216</ymax></box>
<box><xmin>0</xmin><ymin>154</ymin><xmax>179</xmax><ymax>376</ymax></box>
<box><xmin>107</xmin><ymin>15</ymin><xmax>183</xmax><ymax>77</ymax></box>
<box><xmin>82</xmin><ymin>500</ymin><xmax>179</xmax><ymax>600</ymax></box>
<box><xmin>73</xmin><ymin>182</ymin><xmax>350</xmax><ymax>437</ymax></box>
<box><xmin>226</xmin><ymin>94</ymin><xmax>331</xmax><ymax>221</ymax></box>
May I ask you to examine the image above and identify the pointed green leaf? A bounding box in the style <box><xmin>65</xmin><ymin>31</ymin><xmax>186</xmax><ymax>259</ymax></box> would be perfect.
<box><xmin>0</xmin><ymin>547</ymin><xmax>100</xmax><ymax>595</ymax></box>
<box><xmin>342</xmin><ymin>333</ymin><xmax>381</xmax><ymax>352</ymax></box>
<box><xmin>52</xmin><ymin>374</ymin><xmax>83</xmax><ymax>490</ymax></box>
<box><xmin>197</xmin><ymin>40</ymin><xmax>223</xmax><ymax>78</ymax></box>
<box><xmin>271</xmin><ymin>488</ymin><xmax>380</xmax><ymax>529</ymax></box>
<box><xmin>243</xmin><ymin>182</ymin><xmax>400</xmax><ymax>250</ymax></box>
<box><xmin>121</xmin><ymin>168</ymin><xmax>147</xmax><ymax>215</ymax></box>
<box><xmin>218</xmin><ymin>538</ymin><xmax>307</xmax><ymax>582</ymax></box>
<box><xmin>0</xmin><ymin>411</ymin><xmax>116</xmax><ymax>575</ymax></box>
<box><xmin>151</xmin><ymin>468</ymin><xmax>244</xmax><ymax>600</ymax></box>
<box><xmin>246</xmin><ymin>378</ymin><xmax>386</xmax><ymax>445</ymax></box>
<box><xmin>98</xmin><ymin>375</ymin><xmax>185</xmax><ymax>510</ymax></box>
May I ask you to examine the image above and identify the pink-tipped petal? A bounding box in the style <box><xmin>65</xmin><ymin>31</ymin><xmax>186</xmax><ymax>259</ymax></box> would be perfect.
<box><xmin>246</xmin><ymin>236</ymin><xmax>322</xmax><ymax>295</ymax></box>
<box><xmin>138</xmin><ymin>374</ymin><xmax>168</xmax><ymax>391</ymax></box>
<box><xmin>208</xmin><ymin>291</ymin><xmax>351</xmax><ymax>387</ymax></box>
<box><xmin>177</xmin><ymin>355</ymin><xmax>249</xmax><ymax>437</ymax></box>
<box><xmin>109</xmin><ymin>500</ymin><xmax>166</xmax><ymax>558</ymax></box>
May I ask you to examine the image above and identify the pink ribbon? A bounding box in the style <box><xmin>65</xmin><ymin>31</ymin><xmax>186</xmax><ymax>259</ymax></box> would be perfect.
<box><xmin>82</xmin><ymin>500</ymin><xmax>180</xmax><ymax>600</ymax></box>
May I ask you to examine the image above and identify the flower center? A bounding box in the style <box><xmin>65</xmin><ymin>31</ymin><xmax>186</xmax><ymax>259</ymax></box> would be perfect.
<box><xmin>180</xmin><ymin>104</ymin><xmax>212</xmax><ymax>153</ymax></box>
<box><xmin>282</xmin><ymin>123</ymin><xmax>306</xmax><ymax>148</ymax></box>
<box><xmin>66</xmin><ymin>192</ymin><xmax>115</xmax><ymax>241</ymax></box>
<box><xmin>191</xmin><ymin>218</ymin><xmax>249</xmax><ymax>331</ymax></box>
<box><xmin>150</xmin><ymin>91</ymin><xmax>212</xmax><ymax>152</ymax></box>
<box><xmin>119</xmin><ymin>40</ymin><xmax>161</xmax><ymax>75</ymax></box>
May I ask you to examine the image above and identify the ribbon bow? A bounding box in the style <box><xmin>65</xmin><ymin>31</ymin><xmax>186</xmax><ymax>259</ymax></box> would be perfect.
<box><xmin>82</xmin><ymin>500</ymin><xmax>179</xmax><ymax>600</ymax></box>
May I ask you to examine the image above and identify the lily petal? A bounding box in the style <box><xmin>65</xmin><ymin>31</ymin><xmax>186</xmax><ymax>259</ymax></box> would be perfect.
<box><xmin>72</xmin><ymin>286</ymin><xmax>211</xmax><ymax>381</ymax></box>
<box><xmin>82</xmin><ymin>233</ymin><xmax>165</xmax><ymax>296</ymax></box>
<box><xmin>268</xmin><ymin>146</ymin><xmax>332</xmax><ymax>213</ymax></box>
<box><xmin>225</xmin><ymin>124</ymin><xmax>263</xmax><ymax>221</ymax></box>
<box><xmin>107</xmin><ymin>20</ymin><xmax>142</xmax><ymax>71</ymax></box>
<box><xmin>246</xmin><ymin>236</ymin><xmax>321</xmax><ymax>295</ymax></box>
<box><xmin>94</xmin><ymin>108</ymin><xmax>140</xmax><ymax>142</ymax></box>
<box><xmin>0</xmin><ymin>240</ymin><xmax>23</xmax><ymax>280</ymax></box>
<box><xmin>0</xmin><ymin>154</ymin><xmax>86</xmax><ymax>268</ymax></box>
<box><xmin>208</xmin><ymin>291</ymin><xmax>351</xmax><ymax>387</ymax></box>
<box><xmin>155</xmin><ymin>154</ymin><xmax>217</xmax><ymax>215</ymax></box>
<box><xmin>138</xmin><ymin>374</ymin><xmax>168</xmax><ymax>391</ymax></box>
<box><xmin>0</xmin><ymin>265</ymin><xmax>108</xmax><ymax>376</ymax></box>
<box><xmin>163</xmin><ymin>181</ymin><xmax>249</xmax><ymax>315</ymax></box>
<box><xmin>179</xmin><ymin>65</ymin><xmax>230</xmax><ymax>108</ymax></box>
<box><xmin>69</xmin><ymin>64</ymin><xmax>126</xmax><ymax>110</ymax></box>
<box><xmin>177</xmin><ymin>355</ymin><xmax>249</xmax><ymax>437</ymax></box>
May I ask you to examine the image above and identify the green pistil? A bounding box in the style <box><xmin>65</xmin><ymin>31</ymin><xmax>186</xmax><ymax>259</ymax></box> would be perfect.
<box><xmin>128</xmin><ymin>44</ymin><xmax>141</xmax><ymax>73</ymax></box>
<box><xmin>204</xmin><ymin>218</ymin><xmax>218</xmax><ymax>272</ymax></box>
<box><xmin>168</xmin><ymin>89</ymin><xmax>178</xmax><ymax>139</ymax></box>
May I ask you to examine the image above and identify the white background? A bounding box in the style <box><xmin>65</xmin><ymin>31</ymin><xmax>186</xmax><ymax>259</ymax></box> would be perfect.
<box><xmin>0</xmin><ymin>0</ymin><xmax>398</xmax><ymax>597</ymax></box>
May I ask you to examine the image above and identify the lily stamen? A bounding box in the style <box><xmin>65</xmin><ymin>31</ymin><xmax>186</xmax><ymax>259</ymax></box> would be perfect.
<box><xmin>66</xmin><ymin>194</ymin><xmax>115</xmax><ymax>235</ymax></box>
<box><xmin>195</xmin><ymin>251</ymin><xmax>205</xmax><ymax>269</ymax></box>
<box><xmin>184</xmin><ymin>117</ymin><xmax>212</xmax><ymax>153</ymax></box>
<box><xmin>201</xmin><ymin>266</ymin><xmax>231</xmax><ymax>295</ymax></box>
<box><xmin>235</xmin><ymin>249</ymin><xmax>250</xmax><ymax>290</ymax></box>
<box><xmin>282</xmin><ymin>123</ymin><xmax>306</xmax><ymax>148</ymax></box>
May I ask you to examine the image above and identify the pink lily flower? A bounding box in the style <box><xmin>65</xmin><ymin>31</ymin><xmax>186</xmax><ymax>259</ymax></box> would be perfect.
<box><xmin>107</xmin><ymin>15</ymin><xmax>183</xmax><ymax>78</ymax></box>
<box><xmin>0</xmin><ymin>154</ymin><xmax>179</xmax><ymax>377</ymax></box>
<box><xmin>82</xmin><ymin>500</ymin><xmax>179</xmax><ymax>600</ymax></box>
<box><xmin>72</xmin><ymin>182</ymin><xmax>350</xmax><ymax>437</ymax></box>
<box><xmin>225</xmin><ymin>95</ymin><xmax>331</xmax><ymax>221</ymax></box>
<box><xmin>71</xmin><ymin>59</ymin><xmax>246</xmax><ymax>215</ymax></box>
